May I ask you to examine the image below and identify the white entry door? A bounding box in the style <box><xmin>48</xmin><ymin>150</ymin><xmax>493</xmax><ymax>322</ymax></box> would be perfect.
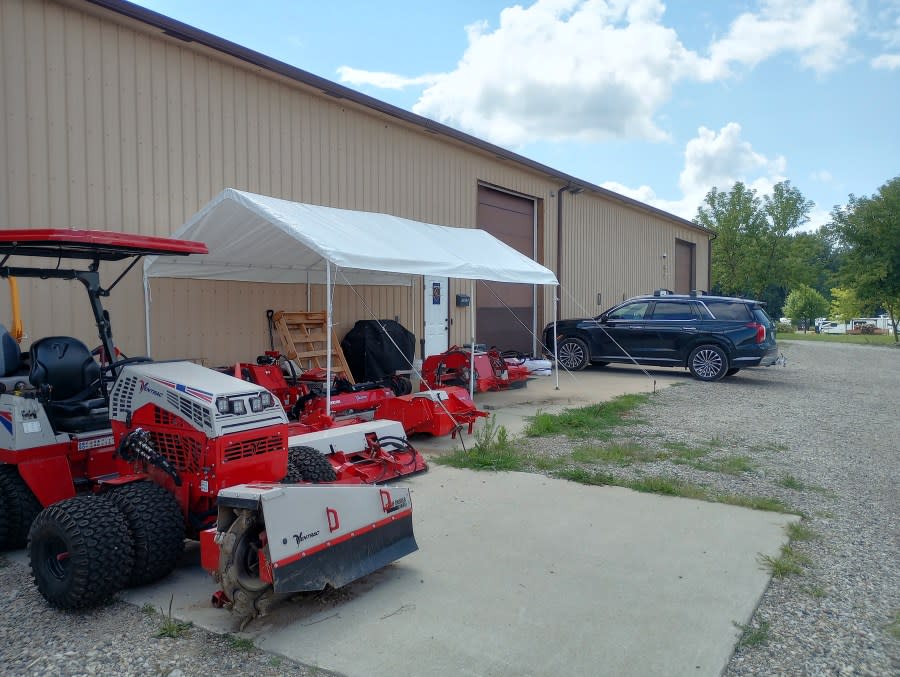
<box><xmin>423</xmin><ymin>276</ymin><xmax>449</xmax><ymax>357</ymax></box>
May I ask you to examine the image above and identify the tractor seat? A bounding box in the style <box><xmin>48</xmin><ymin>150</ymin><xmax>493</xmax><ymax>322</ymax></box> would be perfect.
<box><xmin>29</xmin><ymin>336</ymin><xmax>109</xmax><ymax>433</ymax></box>
<box><xmin>0</xmin><ymin>323</ymin><xmax>31</xmax><ymax>392</ymax></box>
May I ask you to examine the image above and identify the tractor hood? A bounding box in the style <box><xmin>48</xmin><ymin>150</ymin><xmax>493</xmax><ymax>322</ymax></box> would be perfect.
<box><xmin>109</xmin><ymin>361</ymin><xmax>288</xmax><ymax>437</ymax></box>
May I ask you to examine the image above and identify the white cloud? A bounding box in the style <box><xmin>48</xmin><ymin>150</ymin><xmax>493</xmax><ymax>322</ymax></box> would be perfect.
<box><xmin>707</xmin><ymin>0</ymin><xmax>857</xmax><ymax>76</ymax></box>
<box><xmin>810</xmin><ymin>169</ymin><xmax>834</xmax><ymax>183</ymax></box>
<box><xmin>602</xmin><ymin>122</ymin><xmax>787</xmax><ymax>221</ymax></box>
<box><xmin>336</xmin><ymin>67</ymin><xmax>442</xmax><ymax>90</ymax></box>
<box><xmin>337</xmin><ymin>0</ymin><xmax>858</xmax><ymax>145</ymax></box>
<box><xmin>871</xmin><ymin>53</ymin><xmax>900</xmax><ymax>69</ymax></box>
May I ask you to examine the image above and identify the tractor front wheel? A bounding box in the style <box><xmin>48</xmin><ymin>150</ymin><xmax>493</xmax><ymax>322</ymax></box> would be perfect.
<box><xmin>106</xmin><ymin>480</ymin><xmax>185</xmax><ymax>587</ymax></box>
<box><xmin>0</xmin><ymin>465</ymin><xmax>43</xmax><ymax>549</ymax></box>
<box><xmin>28</xmin><ymin>495</ymin><xmax>134</xmax><ymax>609</ymax></box>
<box><xmin>284</xmin><ymin>446</ymin><xmax>337</xmax><ymax>483</ymax></box>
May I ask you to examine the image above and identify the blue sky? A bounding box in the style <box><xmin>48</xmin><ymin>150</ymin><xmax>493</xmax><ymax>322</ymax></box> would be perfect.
<box><xmin>131</xmin><ymin>0</ymin><xmax>899</xmax><ymax>231</ymax></box>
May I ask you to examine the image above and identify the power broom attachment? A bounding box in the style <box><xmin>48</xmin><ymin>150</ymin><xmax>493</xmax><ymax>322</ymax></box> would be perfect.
<box><xmin>203</xmin><ymin>482</ymin><xmax>417</xmax><ymax>627</ymax></box>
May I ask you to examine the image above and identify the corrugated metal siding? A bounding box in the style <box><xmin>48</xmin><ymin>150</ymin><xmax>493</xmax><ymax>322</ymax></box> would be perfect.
<box><xmin>560</xmin><ymin>195</ymin><xmax>709</xmax><ymax>317</ymax></box>
<box><xmin>1</xmin><ymin>0</ymin><xmax>707</xmax><ymax>364</ymax></box>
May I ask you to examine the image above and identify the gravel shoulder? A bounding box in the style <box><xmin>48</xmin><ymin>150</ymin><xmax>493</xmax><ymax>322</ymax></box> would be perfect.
<box><xmin>1</xmin><ymin>340</ymin><xmax>897</xmax><ymax>676</ymax></box>
<box><xmin>520</xmin><ymin>340</ymin><xmax>900</xmax><ymax>676</ymax></box>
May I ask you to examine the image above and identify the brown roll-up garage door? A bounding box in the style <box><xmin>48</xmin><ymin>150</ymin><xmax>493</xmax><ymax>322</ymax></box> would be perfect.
<box><xmin>476</xmin><ymin>186</ymin><xmax>535</xmax><ymax>353</ymax></box>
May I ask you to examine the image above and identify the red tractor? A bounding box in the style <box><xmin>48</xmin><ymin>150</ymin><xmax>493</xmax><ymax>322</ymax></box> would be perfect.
<box><xmin>0</xmin><ymin>230</ymin><xmax>416</xmax><ymax>623</ymax></box>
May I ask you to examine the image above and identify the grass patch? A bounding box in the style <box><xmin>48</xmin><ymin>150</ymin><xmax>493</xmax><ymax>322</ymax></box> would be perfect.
<box><xmin>759</xmin><ymin>544</ymin><xmax>812</xmax><ymax>579</ymax></box>
<box><xmin>777</xmin><ymin>474</ymin><xmax>829</xmax><ymax>494</ymax></box>
<box><xmin>734</xmin><ymin>619</ymin><xmax>771</xmax><ymax>648</ymax></box>
<box><xmin>802</xmin><ymin>584</ymin><xmax>827</xmax><ymax>598</ymax></box>
<box><xmin>779</xmin><ymin>332</ymin><xmax>896</xmax><ymax>346</ymax></box>
<box><xmin>528</xmin><ymin>455</ymin><xmax>568</xmax><ymax>471</ymax></box>
<box><xmin>571</xmin><ymin>441</ymin><xmax>665</xmax><ymax>465</ymax></box>
<box><xmin>228</xmin><ymin>635</ymin><xmax>256</xmax><ymax>652</ymax></box>
<box><xmin>663</xmin><ymin>441</ymin><xmax>710</xmax><ymax>460</ymax></box>
<box><xmin>140</xmin><ymin>602</ymin><xmax>156</xmax><ymax>615</ymax></box>
<box><xmin>786</xmin><ymin>522</ymin><xmax>818</xmax><ymax>542</ymax></box>
<box><xmin>683</xmin><ymin>455</ymin><xmax>755</xmax><ymax>475</ymax></box>
<box><xmin>524</xmin><ymin>393</ymin><xmax>650</xmax><ymax>438</ymax></box>
<box><xmin>886</xmin><ymin>612</ymin><xmax>900</xmax><ymax>640</ymax></box>
<box><xmin>156</xmin><ymin>595</ymin><xmax>192</xmax><ymax>639</ymax></box>
<box><xmin>719</xmin><ymin>493</ymin><xmax>790</xmax><ymax>513</ymax></box>
<box><xmin>435</xmin><ymin>416</ymin><xmax>523</xmax><ymax>471</ymax></box>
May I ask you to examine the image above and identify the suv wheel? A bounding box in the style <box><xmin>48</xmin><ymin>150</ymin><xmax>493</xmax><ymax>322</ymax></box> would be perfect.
<box><xmin>557</xmin><ymin>337</ymin><xmax>589</xmax><ymax>371</ymax></box>
<box><xmin>688</xmin><ymin>344</ymin><xmax>728</xmax><ymax>381</ymax></box>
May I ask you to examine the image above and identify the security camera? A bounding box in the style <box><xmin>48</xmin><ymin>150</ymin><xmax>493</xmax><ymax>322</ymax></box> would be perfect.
<box><xmin>661</xmin><ymin>253</ymin><xmax>667</xmax><ymax>259</ymax></box>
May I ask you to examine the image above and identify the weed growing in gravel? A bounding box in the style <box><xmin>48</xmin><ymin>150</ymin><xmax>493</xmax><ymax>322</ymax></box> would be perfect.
<box><xmin>553</xmin><ymin>468</ymin><xmax>619</xmax><ymax>486</ymax></box>
<box><xmin>524</xmin><ymin>393</ymin><xmax>649</xmax><ymax>438</ymax></box>
<box><xmin>886</xmin><ymin>612</ymin><xmax>900</xmax><ymax>640</ymax></box>
<box><xmin>156</xmin><ymin>595</ymin><xmax>192</xmax><ymax>639</ymax></box>
<box><xmin>718</xmin><ymin>494</ymin><xmax>790</xmax><ymax>513</ymax></box>
<box><xmin>787</xmin><ymin>522</ymin><xmax>818</xmax><ymax>541</ymax></box>
<box><xmin>140</xmin><ymin>602</ymin><xmax>155</xmax><ymax>615</ymax></box>
<box><xmin>802</xmin><ymin>584</ymin><xmax>827</xmax><ymax>598</ymax></box>
<box><xmin>663</xmin><ymin>441</ymin><xmax>709</xmax><ymax>460</ymax></box>
<box><xmin>227</xmin><ymin>635</ymin><xmax>255</xmax><ymax>652</ymax></box>
<box><xmin>571</xmin><ymin>442</ymin><xmax>664</xmax><ymax>465</ymax></box>
<box><xmin>759</xmin><ymin>544</ymin><xmax>812</xmax><ymax>578</ymax></box>
<box><xmin>778</xmin><ymin>474</ymin><xmax>830</xmax><ymax>494</ymax></box>
<box><xmin>435</xmin><ymin>417</ymin><xmax>522</xmax><ymax>471</ymax></box>
<box><xmin>685</xmin><ymin>455</ymin><xmax>755</xmax><ymax>474</ymax></box>
<box><xmin>269</xmin><ymin>656</ymin><xmax>283</xmax><ymax>668</ymax></box>
<box><xmin>734</xmin><ymin>619</ymin><xmax>771</xmax><ymax>648</ymax></box>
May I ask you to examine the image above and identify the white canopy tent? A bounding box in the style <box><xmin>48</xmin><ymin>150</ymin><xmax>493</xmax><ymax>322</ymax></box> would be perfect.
<box><xmin>144</xmin><ymin>188</ymin><xmax>561</xmax><ymax>412</ymax></box>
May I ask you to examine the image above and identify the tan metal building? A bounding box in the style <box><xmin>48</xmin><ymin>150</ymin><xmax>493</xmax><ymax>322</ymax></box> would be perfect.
<box><xmin>1</xmin><ymin>0</ymin><xmax>711</xmax><ymax>365</ymax></box>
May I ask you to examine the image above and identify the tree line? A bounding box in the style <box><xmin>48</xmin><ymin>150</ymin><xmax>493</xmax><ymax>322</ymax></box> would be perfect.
<box><xmin>693</xmin><ymin>176</ymin><xmax>899</xmax><ymax>341</ymax></box>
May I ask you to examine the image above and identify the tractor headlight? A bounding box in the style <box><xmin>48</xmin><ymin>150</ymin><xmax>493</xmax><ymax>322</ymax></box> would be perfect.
<box><xmin>215</xmin><ymin>397</ymin><xmax>230</xmax><ymax>415</ymax></box>
<box><xmin>249</xmin><ymin>396</ymin><xmax>263</xmax><ymax>413</ymax></box>
<box><xmin>230</xmin><ymin>399</ymin><xmax>246</xmax><ymax>415</ymax></box>
<box><xmin>260</xmin><ymin>392</ymin><xmax>274</xmax><ymax>408</ymax></box>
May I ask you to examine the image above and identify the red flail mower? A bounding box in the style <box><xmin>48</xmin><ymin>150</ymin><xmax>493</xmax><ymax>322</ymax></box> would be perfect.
<box><xmin>420</xmin><ymin>346</ymin><xmax>530</xmax><ymax>393</ymax></box>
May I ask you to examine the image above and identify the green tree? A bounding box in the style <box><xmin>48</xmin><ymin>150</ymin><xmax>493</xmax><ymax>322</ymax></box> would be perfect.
<box><xmin>783</xmin><ymin>285</ymin><xmax>829</xmax><ymax>331</ymax></box>
<box><xmin>829</xmin><ymin>287</ymin><xmax>865</xmax><ymax>326</ymax></box>
<box><xmin>695</xmin><ymin>182</ymin><xmax>766</xmax><ymax>296</ymax></box>
<box><xmin>828</xmin><ymin>176</ymin><xmax>900</xmax><ymax>341</ymax></box>
<box><xmin>696</xmin><ymin>181</ymin><xmax>815</xmax><ymax>304</ymax></box>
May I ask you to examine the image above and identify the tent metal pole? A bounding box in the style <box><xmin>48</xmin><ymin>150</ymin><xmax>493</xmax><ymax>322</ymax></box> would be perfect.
<box><xmin>326</xmin><ymin>261</ymin><xmax>332</xmax><ymax>418</ymax></box>
<box><xmin>143</xmin><ymin>268</ymin><xmax>152</xmax><ymax>357</ymax></box>
<box><xmin>553</xmin><ymin>289</ymin><xmax>559</xmax><ymax>390</ymax></box>
<box><xmin>470</xmin><ymin>280</ymin><xmax>476</xmax><ymax>401</ymax></box>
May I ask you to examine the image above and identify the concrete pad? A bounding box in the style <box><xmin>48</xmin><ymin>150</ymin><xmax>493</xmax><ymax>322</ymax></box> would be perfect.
<box><xmin>110</xmin><ymin>464</ymin><xmax>794</xmax><ymax>677</ymax></box>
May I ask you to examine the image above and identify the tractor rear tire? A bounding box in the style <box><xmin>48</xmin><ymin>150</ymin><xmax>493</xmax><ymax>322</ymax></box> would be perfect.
<box><xmin>0</xmin><ymin>465</ymin><xmax>43</xmax><ymax>549</ymax></box>
<box><xmin>284</xmin><ymin>446</ymin><xmax>337</xmax><ymax>484</ymax></box>
<box><xmin>106</xmin><ymin>481</ymin><xmax>185</xmax><ymax>587</ymax></box>
<box><xmin>28</xmin><ymin>495</ymin><xmax>134</xmax><ymax>609</ymax></box>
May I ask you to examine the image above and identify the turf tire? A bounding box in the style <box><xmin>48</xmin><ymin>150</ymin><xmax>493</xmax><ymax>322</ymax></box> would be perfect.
<box><xmin>0</xmin><ymin>465</ymin><xmax>43</xmax><ymax>549</ymax></box>
<box><xmin>284</xmin><ymin>446</ymin><xmax>337</xmax><ymax>483</ymax></box>
<box><xmin>28</xmin><ymin>495</ymin><xmax>134</xmax><ymax>609</ymax></box>
<box><xmin>106</xmin><ymin>481</ymin><xmax>185</xmax><ymax>587</ymax></box>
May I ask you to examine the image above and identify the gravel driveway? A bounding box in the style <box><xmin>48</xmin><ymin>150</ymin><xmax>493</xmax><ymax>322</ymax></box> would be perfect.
<box><xmin>1</xmin><ymin>340</ymin><xmax>898</xmax><ymax>676</ymax></box>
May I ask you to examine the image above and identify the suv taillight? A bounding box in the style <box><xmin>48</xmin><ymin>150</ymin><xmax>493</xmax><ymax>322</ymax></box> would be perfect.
<box><xmin>747</xmin><ymin>322</ymin><xmax>766</xmax><ymax>343</ymax></box>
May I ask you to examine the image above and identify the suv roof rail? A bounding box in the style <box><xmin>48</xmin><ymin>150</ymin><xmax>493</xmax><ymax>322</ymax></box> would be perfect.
<box><xmin>689</xmin><ymin>289</ymin><xmax>707</xmax><ymax>297</ymax></box>
<box><xmin>653</xmin><ymin>289</ymin><xmax>674</xmax><ymax>297</ymax></box>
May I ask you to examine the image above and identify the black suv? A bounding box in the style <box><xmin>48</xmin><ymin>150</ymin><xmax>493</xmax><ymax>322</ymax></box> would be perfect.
<box><xmin>544</xmin><ymin>291</ymin><xmax>780</xmax><ymax>381</ymax></box>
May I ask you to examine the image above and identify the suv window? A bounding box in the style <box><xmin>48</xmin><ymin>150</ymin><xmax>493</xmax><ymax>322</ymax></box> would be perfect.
<box><xmin>704</xmin><ymin>301</ymin><xmax>751</xmax><ymax>321</ymax></box>
<box><xmin>752</xmin><ymin>307</ymin><xmax>773</xmax><ymax>327</ymax></box>
<box><xmin>650</xmin><ymin>300</ymin><xmax>695</xmax><ymax>320</ymax></box>
<box><xmin>608</xmin><ymin>301</ymin><xmax>650</xmax><ymax>320</ymax></box>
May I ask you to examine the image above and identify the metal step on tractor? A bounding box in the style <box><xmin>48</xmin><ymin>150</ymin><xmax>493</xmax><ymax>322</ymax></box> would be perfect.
<box><xmin>0</xmin><ymin>229</ymin><xmax>417</xmax><ymax>624</ymax></box>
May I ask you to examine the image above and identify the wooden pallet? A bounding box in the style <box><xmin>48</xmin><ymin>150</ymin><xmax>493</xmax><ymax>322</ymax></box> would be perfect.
<box><xmin>272</xmin><ymin>310</ymin><xmax>355</xmax><ymax>384</ymax></box>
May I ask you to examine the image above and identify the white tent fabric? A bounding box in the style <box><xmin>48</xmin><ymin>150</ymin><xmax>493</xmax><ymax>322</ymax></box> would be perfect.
<box><xmin>144</xmin><ymin>188</ymin><xmax>558</xmax><ymax>286</ymax></box>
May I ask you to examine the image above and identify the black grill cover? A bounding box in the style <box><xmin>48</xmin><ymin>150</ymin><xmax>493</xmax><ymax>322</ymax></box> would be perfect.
<box><xmin>341</xmin><ymin>320</ymin><xmax>416</xmax><ymax>382</ymax></box>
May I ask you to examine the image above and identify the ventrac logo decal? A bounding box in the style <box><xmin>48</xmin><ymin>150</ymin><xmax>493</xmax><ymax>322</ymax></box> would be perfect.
<box><xmin>292</xmin><ymin>530</ymin><xmax>321</xmax><ymax>545</ymax></box>
<box><xmin>139</xmin><ymin>380</ymin><xmax>164</xmax><ymax>398</ymax></box>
